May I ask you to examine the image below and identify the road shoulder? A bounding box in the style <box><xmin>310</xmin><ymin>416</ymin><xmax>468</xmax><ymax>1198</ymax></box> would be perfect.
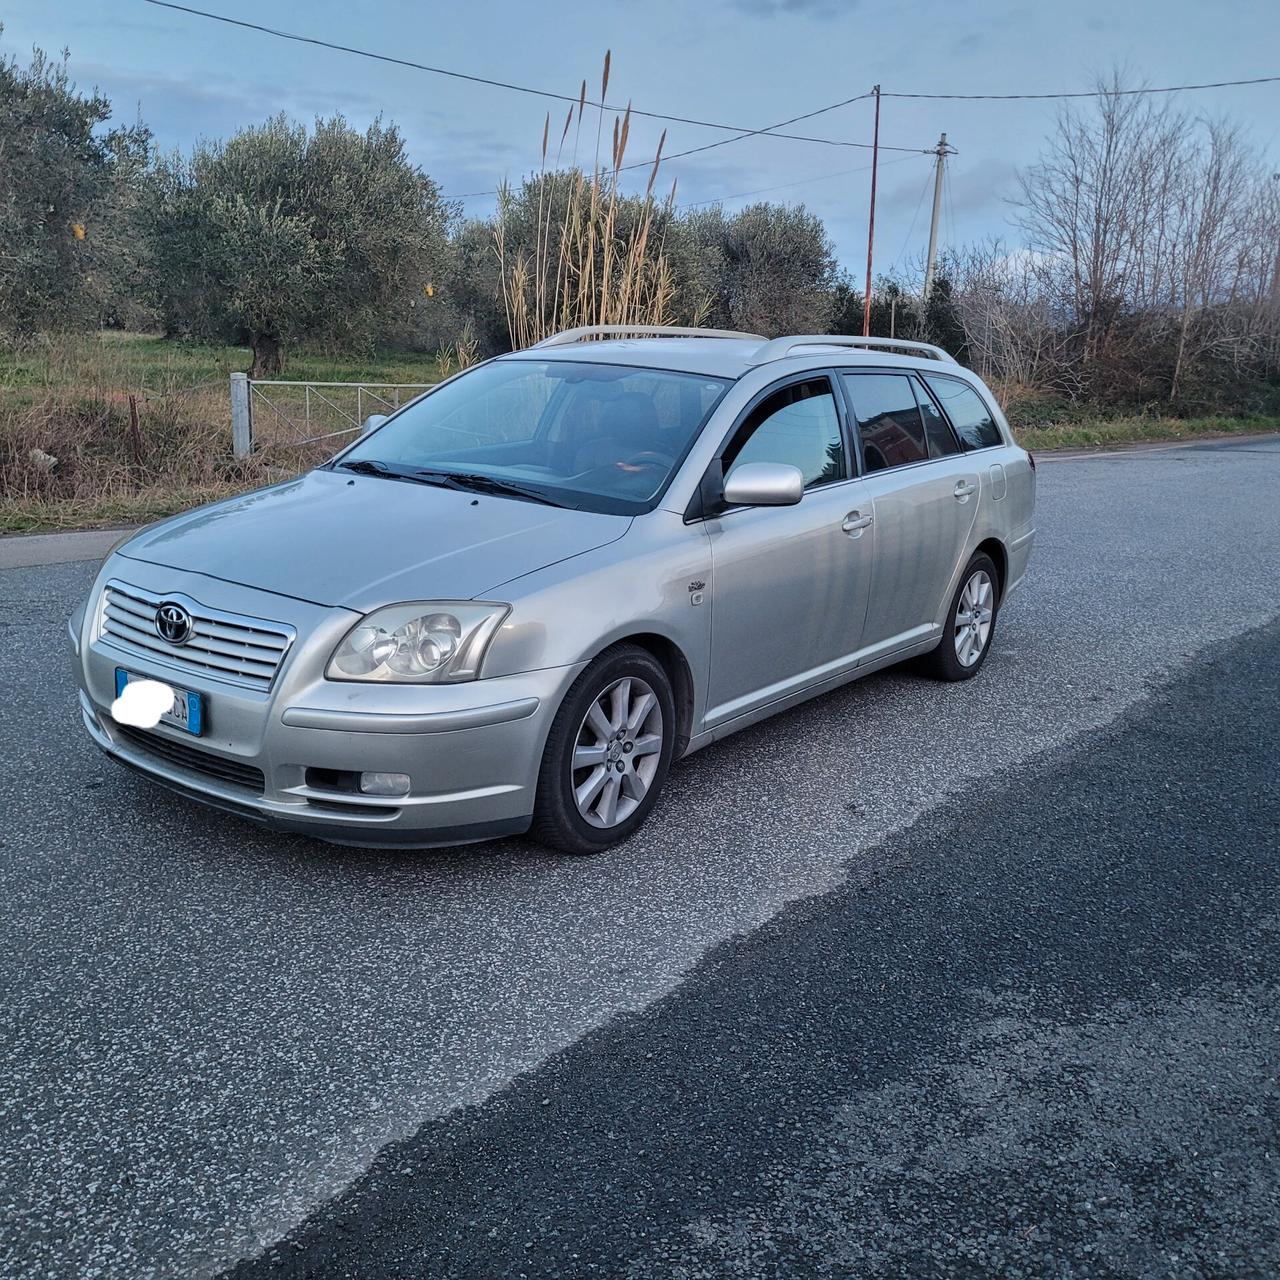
<box><xmin>0</xmin><ymin>527</ymin><xmax>133</xmax><ymax>570</ymax></box>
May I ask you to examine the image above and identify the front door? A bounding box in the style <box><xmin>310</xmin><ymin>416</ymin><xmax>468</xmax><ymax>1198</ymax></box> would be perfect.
<box><xmin>702</xmin><ymin>376</ymin><xmax>875</xmax><ymax>730</ymax></box>
<box><xmin>840</xmin><ymin>370</ymin><xmax>980</xmax><ymax>658</ymax></box>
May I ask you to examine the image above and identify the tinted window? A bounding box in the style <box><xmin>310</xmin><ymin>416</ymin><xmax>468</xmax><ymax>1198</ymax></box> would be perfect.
<box><xmin>724</xmin><ymin>379</ymin><xmax>845</xmax><ymax>490</ymax></box>
<box><xmin>843</xmin><ymin>373</ymin><xmax>927</xmax><ymax>472</ymax></box>
<box><xmin>924</xmin><ymin>376</ymin><xmax>1003</xmax><ymax>450</ymax></box>
<box><xmin>913</xmin><ymin>377</ymin><xmax>959</xmax><ymax>459</ymax></box>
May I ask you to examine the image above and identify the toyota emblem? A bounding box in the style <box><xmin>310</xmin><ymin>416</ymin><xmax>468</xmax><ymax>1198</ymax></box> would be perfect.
<box><xmin>155</xmin><ymin>602</ymin><xmax>194</xmax><ymax>645</ymax></box>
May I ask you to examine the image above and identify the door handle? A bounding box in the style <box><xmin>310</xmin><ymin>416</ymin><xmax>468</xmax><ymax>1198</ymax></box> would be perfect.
<box><xmin>953</xmin><ymin>480</ymin><xmax>977</xmax><ymax>500</ymax></box>
<box><xmin>842</xmin><ymin>511</ymin><xmax>873</xmax><ymax>536</ymax></box>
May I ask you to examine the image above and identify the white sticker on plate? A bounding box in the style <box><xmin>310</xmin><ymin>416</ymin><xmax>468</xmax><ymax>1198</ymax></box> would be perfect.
<box><xmin>111</xmin><ymin>678</ymin><xmax>175</xmax><ymax>729</ymax></box>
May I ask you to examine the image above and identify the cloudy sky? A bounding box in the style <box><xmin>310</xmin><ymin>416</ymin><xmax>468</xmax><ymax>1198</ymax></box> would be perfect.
<box><xmin>4</xmin><ymin>0</ymin><xmax>1278</xmax><ymax>271</ymax></box>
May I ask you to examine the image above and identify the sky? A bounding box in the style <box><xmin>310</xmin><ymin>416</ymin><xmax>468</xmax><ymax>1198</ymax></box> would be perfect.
<box><xmin>3</xmin><ymin>0</ymin><xmax>1278</xmax><ymax>273</ymax></box>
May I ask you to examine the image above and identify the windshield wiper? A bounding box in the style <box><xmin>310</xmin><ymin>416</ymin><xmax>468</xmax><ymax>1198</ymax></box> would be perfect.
<box><xmin>339</xmin><ymin>459</ymin><xmax>570</xmax><ymax>507</ymax></box>
<box><xmin>412</xmin><ymin>470</ymin><xmax>572</xmax><ymax>508</ymax></box>
<box><xmin>337</xmin><ymin>458</ymin><xmax>405</xmax><ymax>479</ymax></box>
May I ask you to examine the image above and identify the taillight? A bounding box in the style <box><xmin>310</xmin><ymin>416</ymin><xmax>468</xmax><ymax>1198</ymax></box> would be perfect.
<box><xmin>1027</xmin><ymin>450</ymin><xmax>1036</xmax><ymax>472</ymax></box>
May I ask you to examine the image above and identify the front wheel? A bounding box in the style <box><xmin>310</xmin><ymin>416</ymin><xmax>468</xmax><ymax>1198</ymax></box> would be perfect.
<box><xmin>922</xmin><ymin>553</ymin><xmax>999</xmax><ymax>681</ymax></box>
<box><xmin>530</xmin><ymin>645</ymin><xmax>676</xmax><ymax>854</ymax></box>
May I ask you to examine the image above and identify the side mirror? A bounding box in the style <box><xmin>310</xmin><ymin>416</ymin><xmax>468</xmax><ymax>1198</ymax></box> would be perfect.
<box><xmin>361</xmin><ymin>413</ymin><xmax>389</xmax><ymax>437</ymax></box>
<box><xmin>722</xmin><ymin>461</ymin><xmax>804</xmax><ymax>508</ymax></box>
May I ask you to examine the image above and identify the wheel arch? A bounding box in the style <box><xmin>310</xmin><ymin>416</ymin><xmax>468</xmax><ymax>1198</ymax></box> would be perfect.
<box><xmin>974</xmin><ymin>536</ymin><xmax>1008</xmax><ymax>600</ymax></box>
<box><xmin>596</xmin><ymin>631</ymin><xmax>696</xmax><ymax>759</ymax></box>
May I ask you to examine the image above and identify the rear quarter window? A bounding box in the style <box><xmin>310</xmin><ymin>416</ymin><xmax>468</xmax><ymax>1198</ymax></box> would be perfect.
<box><xmin>923</xmin><ymin>376</ymin><xmax>1004</xmax><ymax>451</ymax></box>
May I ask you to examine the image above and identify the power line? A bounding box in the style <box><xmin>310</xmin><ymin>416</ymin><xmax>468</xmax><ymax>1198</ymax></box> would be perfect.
<box><xmin>141</xmin><ymin>0</ymin><xmax>911</xmax><ymax>151</ymax></box>
<box><xmin>142</xmin><ymin>0</ymin><xmax>1276</xmax><ymax>218</ymax></box>
<box><xmin>679</xmin><ymin>152</ymin><xmax>921</xmax><ymax>210</ymax></box>
<box><xmin>888</xmin><ymin>164</ymin><xmax>935</xmax><ymax>274</ymax></box>
<box><xmin>455</xmin><ymin>128</ymin><xmax>926</xmax><ymax>200</ymax></box>
<box><xmin>137</xmin><ymin>4</ymin><xmax>1280</xmax><ymax>122</ymax></box>
<box><xmin>883</xmin><ymin>75</ymin><xmax>1280</xmax><ymax>101</ymax></box>
<box><xmin>455</xmin><ymin>93</ymin><xmax>930</xmax><ymax>199</ymax></box>
<box><xmin>622</xmin><ymin>90</ymin><xmax>893</xmax><ymax>171</ymax></box>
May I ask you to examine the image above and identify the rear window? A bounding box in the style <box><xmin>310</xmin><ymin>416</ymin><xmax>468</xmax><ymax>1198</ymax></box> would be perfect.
<box><xmin>913</xmin><ymin>376</ymin><xmax>960</xmax><ymax>459</ymax></box>
<box><xmin>842</xmin><ymin>373</ymin><xmax>928</xmax><ymax>472</ymax></box>
<box><xmin>923</xmin><ymin>376</ymin><xmax>1003</xmax><ymax>451</ymax></box>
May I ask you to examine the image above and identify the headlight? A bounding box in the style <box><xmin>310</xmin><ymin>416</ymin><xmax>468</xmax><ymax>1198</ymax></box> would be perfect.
<box><xmin>327</xmin><ymin>602</ymin><xmax>509</xmax><ymax>684</ymax></box>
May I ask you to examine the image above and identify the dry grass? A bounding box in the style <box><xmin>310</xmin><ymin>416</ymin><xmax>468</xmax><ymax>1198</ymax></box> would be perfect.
<box><xmin>0</xmin><ymin>332</ymin><xmax>442</xmax><ymax>532</ymax></box>
<box><xmin>0</xmin><ymin>388</ymin><xmax>271</xmax><ymax>532</ymax></box>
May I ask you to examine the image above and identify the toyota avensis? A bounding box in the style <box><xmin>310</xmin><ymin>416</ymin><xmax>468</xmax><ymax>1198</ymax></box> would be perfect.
<box><xmin>68</xmin><ymin>328</ymin><xmax>1036</xmax><ymax>854</ymax></box>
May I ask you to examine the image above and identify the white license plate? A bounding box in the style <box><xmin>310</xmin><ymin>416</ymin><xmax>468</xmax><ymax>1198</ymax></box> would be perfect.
<box><xmin>114</xmin><ymin>668</ymin><xmax>205</xmax><ymax>735</ymax></box>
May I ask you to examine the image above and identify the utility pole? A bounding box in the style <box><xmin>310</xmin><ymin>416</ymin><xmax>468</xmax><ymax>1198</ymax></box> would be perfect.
<box><xmin>862</xmin><ymin>85</ymin><xmax>881</xmax><ymax>337</ymax></box>
<box><xmin>923</xmin><ymin>132</ymin><xmax>955</xmax><ymax>301</ymax></box>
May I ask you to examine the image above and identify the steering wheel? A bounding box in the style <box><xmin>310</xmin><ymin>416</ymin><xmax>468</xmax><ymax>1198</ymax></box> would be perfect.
<box><xmin>618</xmin><ymin>450</ymin><xmax>675</xmax><ymax>472</ymax></box>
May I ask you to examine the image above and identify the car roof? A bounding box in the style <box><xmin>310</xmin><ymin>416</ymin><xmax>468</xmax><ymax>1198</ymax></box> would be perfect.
<box><xmin>495</xmin><ymin>337</ymin><xmax>959</xmax><ymax>381</ymax></box>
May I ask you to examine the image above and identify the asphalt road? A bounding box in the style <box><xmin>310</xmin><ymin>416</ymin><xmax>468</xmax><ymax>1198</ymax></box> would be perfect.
<box><xmin>231</xmin><ymin>614</ymin><xmax>1280</xmax><ymax>1280</ymax></box>
<box><xmin>1</xmin><ymin>437</ymin><xmax>1278</xmax><ymax>1278</ymax></box>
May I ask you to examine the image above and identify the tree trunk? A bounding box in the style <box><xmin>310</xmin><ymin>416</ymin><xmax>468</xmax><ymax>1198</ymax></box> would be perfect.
<box><xmin>249</xmin><ymin>331</ymin><xmax>283</xmax><ymax>378</ymax></box>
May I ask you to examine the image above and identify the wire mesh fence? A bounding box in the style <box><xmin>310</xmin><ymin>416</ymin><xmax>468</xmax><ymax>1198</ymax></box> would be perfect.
<box><xmin>233</xmin><ymin>377</ymin><xmax>436</xmax><ymax>468</ymax></box>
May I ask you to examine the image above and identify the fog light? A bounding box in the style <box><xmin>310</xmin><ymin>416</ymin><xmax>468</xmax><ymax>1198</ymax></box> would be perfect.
<box><xmin>359</xmin><ymin>771</ymin><xmax>411</xmax><ymax>797</ymax></box>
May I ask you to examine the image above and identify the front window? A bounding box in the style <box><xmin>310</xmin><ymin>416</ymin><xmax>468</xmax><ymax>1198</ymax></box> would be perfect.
<box><xmin>722</xmin><ymin>379</ymin><xmax>846</xmax><ymax>490</ymax></box>
<box><xmin>336</xmin><ymin>358</ymin><xmax>731</xmax><ymax>515</ymax></box>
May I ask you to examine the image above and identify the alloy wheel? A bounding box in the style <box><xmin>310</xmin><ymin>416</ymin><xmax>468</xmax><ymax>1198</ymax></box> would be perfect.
<box><xmin>570</xmin><ymin>676</ymin><xmax>664</xmax><ymax>829</ymax></box>
<box><xmin>954</xmin><ymin>569</ymin><xmax>994</xmax><ymax>668</ymax></box>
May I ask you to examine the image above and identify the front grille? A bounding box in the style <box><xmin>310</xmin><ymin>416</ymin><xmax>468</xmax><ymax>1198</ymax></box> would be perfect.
<box><xmin>100</xmin><ymin>580</ymin><xmax>294</xmax><ymax>691</ymax></box>
<box><xmin>112</xmin><ymin>721</ymin><xmax>266</xmax><ymax>793</ymax></box>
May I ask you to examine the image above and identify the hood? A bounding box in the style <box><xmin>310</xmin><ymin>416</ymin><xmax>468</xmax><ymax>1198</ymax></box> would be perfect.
<box><xmin>119</xmin><ymin>470</ymin><xmax>629</xmax><ymax>611</ymax></box>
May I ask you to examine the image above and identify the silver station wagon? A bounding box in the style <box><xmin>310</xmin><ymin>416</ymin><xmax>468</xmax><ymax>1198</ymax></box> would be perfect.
<box><xmin>68</xmin><ymin>327</ymin><xmax>1036</xmax><ymax>854</ymax></box>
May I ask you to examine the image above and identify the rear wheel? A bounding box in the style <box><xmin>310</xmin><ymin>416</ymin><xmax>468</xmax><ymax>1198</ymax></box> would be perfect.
<box><xmin>530</xmin><ymin>645</ymin><xmax>676</xmax><ymax>854</ymax></box>
<box><xmin>922</xmin><ymin>552</ymin><xmax>999</xmax><ymax>681</ymax></box>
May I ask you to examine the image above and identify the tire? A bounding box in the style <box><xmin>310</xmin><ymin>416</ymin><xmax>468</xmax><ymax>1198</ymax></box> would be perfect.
<box><xmin>921</xmin><ymin>552</ymin><xmax>1000</xmax><ymax>682</ymax></box>
<box><xmin>530</xmin><ymin>644</ymin><xmax>677</xmax><ymax>855</ymax></box>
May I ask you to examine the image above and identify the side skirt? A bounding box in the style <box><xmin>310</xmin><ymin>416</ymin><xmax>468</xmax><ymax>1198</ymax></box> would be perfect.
<box><xmin>681</xmin><ymin>633</ymin><xmax>941</xmax><ymax>756</ymax></box>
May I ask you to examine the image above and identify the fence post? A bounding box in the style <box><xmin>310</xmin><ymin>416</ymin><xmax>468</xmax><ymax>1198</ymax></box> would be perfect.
<box><xmin>230</xmin><ymin>372</ymin><xmax>251</xmax><ymax>459</ymax></box>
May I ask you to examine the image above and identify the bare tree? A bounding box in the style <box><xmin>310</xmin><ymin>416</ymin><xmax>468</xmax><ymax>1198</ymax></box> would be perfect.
<box><xmin>1010</xmin><ymin>73</ymin><xmax>1279</xmax><ymax>403</ymax></box>
<box><xmin>1016</xmin><ymin>75</ymin><xmax>1182</xmax><ymax>361</ymax></box>
<box><xmin>1165</xmin><ymin>120</ymin><xmax>1255</xmax><ymax>398</ymax></box>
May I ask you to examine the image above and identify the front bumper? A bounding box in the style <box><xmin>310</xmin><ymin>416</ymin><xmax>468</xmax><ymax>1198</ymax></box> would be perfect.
<box><xmin>69</xmin><ymin>566</ymin><xmax>582</xmax><ymax>847</ymax></box>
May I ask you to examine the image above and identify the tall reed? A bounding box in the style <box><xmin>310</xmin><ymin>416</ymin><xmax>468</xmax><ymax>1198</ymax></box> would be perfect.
<box><xmin>495</xmin><ymin>52</ymin><xmax>679</xmax><ymax>350</ymax></box>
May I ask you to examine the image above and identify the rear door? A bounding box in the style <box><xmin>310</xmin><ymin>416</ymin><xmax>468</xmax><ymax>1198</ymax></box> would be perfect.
<box><xmin>840</xmin><ymin>370</ymin><xmax>980</xmax><ymax>659</ymax></box>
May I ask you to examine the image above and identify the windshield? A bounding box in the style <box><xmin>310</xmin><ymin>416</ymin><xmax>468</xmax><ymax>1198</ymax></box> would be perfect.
<box><xmin>335</xmin><ymin>358</ymin><xmax>732</xmax><ymax>515</ymax></box>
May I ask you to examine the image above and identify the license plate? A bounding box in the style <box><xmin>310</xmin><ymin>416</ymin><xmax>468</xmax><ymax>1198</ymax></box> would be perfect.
<box><xmin>115</xmin><ymin>668</ymin><xmax>204</xmax><ymax>736</ymax></box>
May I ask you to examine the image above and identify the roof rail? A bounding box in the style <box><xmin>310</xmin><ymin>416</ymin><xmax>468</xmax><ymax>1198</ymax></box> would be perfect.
<box><xmin>532</xmin><ymin>324</ymin><xmax>765</xmax><ymax>348</ymax></box>
<box><xmin>749</xmin><ymin>335</ymin><xmax>958</xmax><ymax>365</ymax></box>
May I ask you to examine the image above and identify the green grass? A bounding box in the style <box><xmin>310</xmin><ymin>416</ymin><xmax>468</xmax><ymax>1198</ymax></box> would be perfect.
<box><xmin>1013</xmin><ymin>413</ymin><xmax>1279</xmax><ymax>452</ymax></box>
<box><xmin>0</xmin><ymin>331</ymin><xmax>443</xmax><ymax>407</ymax></box>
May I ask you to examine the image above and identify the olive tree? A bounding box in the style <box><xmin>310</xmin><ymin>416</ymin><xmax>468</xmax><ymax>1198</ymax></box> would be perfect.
<box><xmin>148</xmin><ymin>114</ymin><xmax>453</xmax><ymax>374</ymax></box>
<box><xmin>0</xmin><ymin>40</ymin><xmax>151</xmax><ymax>334</ymax></box>
<box><xmin>669</xmin><ymin>203</ymin><xmax>837</xmax><ymax>336</ymax></box>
